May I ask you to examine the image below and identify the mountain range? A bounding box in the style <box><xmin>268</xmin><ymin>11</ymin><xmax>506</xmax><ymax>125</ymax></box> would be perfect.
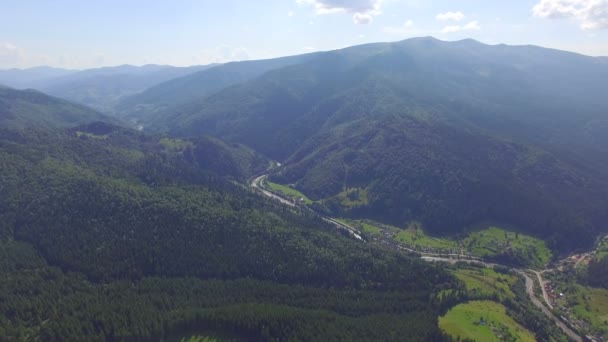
<box><xmin>0</xmin><ymin>64</ymin><xmax>215</xmax><ymax>112</ymax></box>
<box><xmin>4</xmin><ymin>38</ymin><xmax>607</xmax><ymax>252</ymax></box>
<box><xmin>111</xmin><ymin>37</ymin><xmax>608</xmax><ymax>252</ymax></box>
<box><xmin>1</xmin><ymin>36</ymin><xmax>605</xmax><ymax>340</ymax></box>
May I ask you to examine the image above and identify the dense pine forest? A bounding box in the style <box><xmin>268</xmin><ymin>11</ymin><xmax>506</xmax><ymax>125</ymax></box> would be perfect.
<box><xmin>0</xmin><ymin>121</ymin><xmax>457</xmax><ymax>340</ymax></box>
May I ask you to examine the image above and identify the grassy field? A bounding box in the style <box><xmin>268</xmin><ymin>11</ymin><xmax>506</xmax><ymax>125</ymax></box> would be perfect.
<box><xmin>439</xmin><ymin>300</ymin><xmax>535</xmax><ymax>342</ymax></box>
<box><xmin>464</xmin><ymin>227</ymin><xmax>552</xmax><ymax>268</ymax></box>
<box><xmin>266</xmin><ymin>181</ymin><xmax>313</xmax><ymax>204</ymax></box>
<box><xmin>394</xmin><ymin>225</ymin><xmax>459</xmax><ymax>250</ymax></box>
<box><xmin>452</xmin><ymin>267</ymin><xmax>517</xmax><ymax>300</ymax></box>
<box><xmin>335</xmin><ymin>219</ymin><xmax>382</xmax><ymax>236</ymax></box>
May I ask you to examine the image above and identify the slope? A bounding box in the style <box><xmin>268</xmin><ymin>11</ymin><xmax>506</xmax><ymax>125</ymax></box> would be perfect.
<box><xmin>0</xmin><ymin>123</ymin><xmax>454</xmax><ymax>340</ymax></box>
<box><xmin>0</xmin><ymin>86</ymin><xmax>112</xmax><ymax>129</ymax></box>
<box><xmin>38</xmin><ymin>64</ymin><xmax>216</xmax><ymax>112</ymax></box>
<box><xmin>151</xmin><ymin>37</ymin><xmax>608</xmax><ymax>252</ymax></box>
<box><xmin>115</xmin><ymin>52</ymin><xmax>322</xmax><ymax>121</ymax></box>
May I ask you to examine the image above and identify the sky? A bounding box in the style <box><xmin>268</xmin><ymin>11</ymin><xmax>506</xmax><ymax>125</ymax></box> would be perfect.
<box><xmin>1</xmin><ymin>0</ymin><xmax>607</xmax><ymax>69</ymax></box>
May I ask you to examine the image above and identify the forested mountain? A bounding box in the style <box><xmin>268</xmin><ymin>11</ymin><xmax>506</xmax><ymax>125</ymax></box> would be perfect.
<box><xmin>0</xmin><ymin>117</ymin><xmax>455</xmax><ymax>339</ymax></box>
<box><xmin>139</xmin><ymin>37</ymin><xmax>608</xmax><ymax>252</ymax></box>
<box><xmin>38</xmin><ymin>64</ymin><xmax>216</xmax><ymax>112</ymax></box>
<box><xmin>0</xmin><ymin>86</ymin><xmax>111</xmax><ymax>129</ymax></box>
<box><xmin>115</xmin><ymin>52</ymin><xmax>321</xmax><ymax>121</ymax></box>
<box><xmin>0</xmin><ymin>64</ymin><xmax>217</xmax><ymax>112</ymax></box>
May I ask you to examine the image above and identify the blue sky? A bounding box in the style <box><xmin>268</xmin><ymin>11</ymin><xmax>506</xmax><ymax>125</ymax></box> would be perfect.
<box><xmin>1</xmin><ymin>0</ymin><xmax>607</xmax><ymax>69</ymax></box>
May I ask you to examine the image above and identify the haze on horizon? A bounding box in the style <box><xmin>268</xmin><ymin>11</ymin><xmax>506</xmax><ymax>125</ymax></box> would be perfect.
<box><xmin>1</xmin><ymin>0</ymin><xmax>607</xmax><ymax>70</ymax></box>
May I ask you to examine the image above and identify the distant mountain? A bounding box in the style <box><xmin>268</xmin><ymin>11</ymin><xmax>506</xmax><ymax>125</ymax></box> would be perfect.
<box><xmin>147</xmin><ymin>37</ymin><xmax>608</xmax><ymax>252</ymax></box>
<box><xmin>38</xmin><ymin>64</ymin><xmax>216</xmax><ymax>112</ymax></box>
<box><xmin>115</xmin><ymin>53</ymin><xmax>322</xmax><ymax>120</ymax></box>
<box><xmin>0</xmin><ymin>86</ymin><xmax>112</xmax><ymax>129</ymax></box>
<box><xmin>0</xmin><ymin>66</ymin><xmax>76</xmax><ymax>88</ymax></box>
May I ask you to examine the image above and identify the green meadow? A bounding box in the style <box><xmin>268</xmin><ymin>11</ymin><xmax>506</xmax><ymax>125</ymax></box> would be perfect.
<box><xmin>266</xmin><ymin>181</ymin><xmax>313</xmax><ymax>204</ymax></box>
<box><xmin>452</xmin><ymin>267</ymin><xmax>518</xmax><ymax>300</ymax></box>
<box><xmin>439</xmin><ymin>300</ymin><xmax>535</xmax><ymax>342</ymax></box>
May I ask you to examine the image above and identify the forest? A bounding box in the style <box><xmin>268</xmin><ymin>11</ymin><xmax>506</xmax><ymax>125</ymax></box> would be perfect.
<box><xmin>0</xmin><ymin>123</ymin><xmax>457</xmax><ymax>340</ymax></box>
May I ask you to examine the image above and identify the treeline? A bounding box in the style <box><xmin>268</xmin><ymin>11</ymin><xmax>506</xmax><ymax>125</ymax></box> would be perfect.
<box><xmin>0</xmin><ymin>240</ymin><xmax>450</xmax><ymax>341</ymax></box>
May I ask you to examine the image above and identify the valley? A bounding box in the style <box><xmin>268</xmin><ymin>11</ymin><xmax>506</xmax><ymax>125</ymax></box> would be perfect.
<box><xmin>1</xmin><ymin>32</ymin><xmax>608</xmax><ymax>341</ymax></box>
<box><xmin>252</xmin><ymin>170</ymin><xmax>608</xmax><ymax>341</ymax></box>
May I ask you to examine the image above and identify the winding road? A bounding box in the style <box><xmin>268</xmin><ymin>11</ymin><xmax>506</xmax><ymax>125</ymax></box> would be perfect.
<box><xmin>249</xmin><ymin>173</ymin><xmax>583</xmax><ymax>341</ymax></box>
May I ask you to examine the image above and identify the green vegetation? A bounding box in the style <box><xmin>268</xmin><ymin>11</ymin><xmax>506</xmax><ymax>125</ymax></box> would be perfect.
<box><xmin>452</xmin><ymin>267</ymin><xmax>517</xmax><ymax>300</ymax></box>
<box><xmin>144</xmin><ymin>37</ymin><xmax>608</xmax><ymax>254</ymax></box>
<box><xmin>0</xmin><ymin>86</ymin><xmax>110</xmax><ymax>129</ymax></box>
<box><xmin>552</xmin><ymin>281</ymin><xmax>608</xmax><ymax>338</ymax></box>
<box><xmin>160</xmin><ymin>137</ymin><xmax>194</xmax><ymax>150</ymax></box>
<box><xmin>75</xmin><ymin>130</ymin><xmax>108</xmax><ymax>139</ymax></box>
<box><xmin>439</xmin><ymin>300</ymin><xmax>535</xmax><ymax>342</ymax></box>
<box><xmin>395</xmin><ymin>224</ymin><xmax>459</xmax><ymax>250</ymax></box>
<box><xmin>0</xmin><ymin>125</ymin><xmax>455</xmax><ymax>341</ymax></box>
<box><xmin>361</xmin><ymin>221</ymin><xmax>381</xmax><ymax>235</ymax></box>
<box><xmin>180</xmin><ymin>337</ymin><xmax>223</xmax><ymax>342</ymax></box>
<box><xmin>596</xmin><ymin>238</ymin><xmax>608</xmax><ymax>261</ymax></box>
<box><xmin>335</xmin><ymin>218</ymin><xmax>381</xmax><ymax>236</ymax></box>
<box><xmin>266</xmin><ymin>180</ymin><xmax>313</xmax><ymax>204</ymax></box>
<box><xmin>464</xmin><ymin>227</ymin><xmax>552</xmax><ymax>268</ymax></box>
<box><xmin>337</xmin><ymin>187</ymin><xmax>369</xmax><ymax>208</ymax></box>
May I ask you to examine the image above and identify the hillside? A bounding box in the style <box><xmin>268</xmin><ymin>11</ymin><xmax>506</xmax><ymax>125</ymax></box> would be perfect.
<box><xmin>0</xmin><ymin>123</ymin><xmax>454</xmax><ymax>340</ymax></box>
<box><xmin>0</xmin><ymin>66</ymin><xmax>76</xmax><ymax>88</ymax></box>
<box><xmin>115</xmin><ymin>52</ymin><xmax>321</xmax><ymax>121</ymax></box>
<box><xmin>0</xmin><ymin>86</ymin><xmax>112</xmax><ymax>129</ymax></box>
<box><xmin>38</xmin><ymin>64</ymin><xmax>216</xmax><ymax>112</ymax></box>
<box><xmin>145</xmin><ymin>37</ymin><xmax>608</xmax><ymax>252</ymax></box>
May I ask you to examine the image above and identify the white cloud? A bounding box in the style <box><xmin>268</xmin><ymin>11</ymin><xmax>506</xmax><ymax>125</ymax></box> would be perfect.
<box><xmin>297</xmin><ymin>0</ymin><xmax>383</xmax><ymax>24</ymax></box>
<box><xmin>353</xmin><ymin>12</ymin><xmax>374</xmax><ymax>24</ymax></box>
<box><xmin>0</xmin><ymin>43</ymin><xmax>25</xmax><ymax>68</ymax></box>
<box><xmin>0</xmin><ymin>42</ymin><xmax>53</xmax><ymax>69</ymax></box>
<box><xmin>441</xmin><ymin>20</ymin><xmax>481</xmax><ymax>33</ymax></box>
<box><xmin>288</xmin><ymin>11</ymin><xmax>294</xmax><ymax>17</ymax></box>
<box><xmin>436</xmin><ymin>11</ymin><xmax>465</xmax><ymax>21</ymax></box>
<box><xmin>463</xmin><ymin>20</ymin><xmax>481</xmax><ymax>30</ymax></box>
<box><xmin>533</xmin><ymin>0</ymin><xmax>608</xmax><ymax>30</ymax></box>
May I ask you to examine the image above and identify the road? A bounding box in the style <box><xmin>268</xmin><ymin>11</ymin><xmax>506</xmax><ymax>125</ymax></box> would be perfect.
<box><xmin>251</xmin><ymin>175</ymin><xmax>363</xmax><ymax>240</ymax></box>
<box><xmin>249</xmin><ymin>173</ymin><xmax>583</xmax><ymax>341</ymax></box>
<box><xmin>534</xmin><ymin>270</ymin><xmax>554</xmax><ymax>309</ymax></box>
<box><xmin>517</xmin><ymin>271</ymin><xmax>582</xmax><ymax>342</ymax></box>
<box><xmin>251</xmin><ymin>175</ymin><xmax>295</xmax><ymax>207</ymax></box>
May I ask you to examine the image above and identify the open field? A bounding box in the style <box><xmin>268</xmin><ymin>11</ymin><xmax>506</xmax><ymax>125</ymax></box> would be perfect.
<box><xmin>394</xmin><ymin>227</ymin><xmax>459</xmax><ymax>250</ymax></box>
<box><xmin>266</xmin><ymin>181</ymin><xmax>313</xmax><ymax>204</ymax></box>
<box><xmin>336</xmin><ymin>219</ymin><xmax>382</xmax><ymax>236</ymax></box>
<box><xmin>439</xmin><ymin>300</ymin><xmax>535</xmax><ymax>342</ymax></box>
<box><xmin>452</xmin><ymin>267</ymin><xmax>517</xmax><ymax>300</ymax></box>
<box><xmin>464</xmin><ymin>227</ymin><xmax>552</xmax><ymax>268</ymax></box>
